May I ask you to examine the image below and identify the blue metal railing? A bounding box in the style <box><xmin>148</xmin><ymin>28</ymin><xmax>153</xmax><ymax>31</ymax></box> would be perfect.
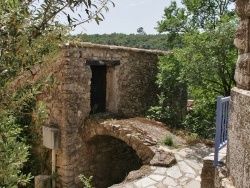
<box><xmin>214</xmin><ymin>96</ymin><xmax>230</xmax><ymax>166</ymax></box>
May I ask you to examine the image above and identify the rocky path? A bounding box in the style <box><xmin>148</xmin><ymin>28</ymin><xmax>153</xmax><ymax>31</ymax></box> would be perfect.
<box><xmin>110</xmin><ymin>143</ymin><xmax>213</xmax><ymax>188</ymax></box>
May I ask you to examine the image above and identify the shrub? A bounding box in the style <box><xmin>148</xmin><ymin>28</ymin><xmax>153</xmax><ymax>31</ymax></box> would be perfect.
<box><xmin>185</xmin><ymin>133</ymin><xmax>200</xmax><ymax>145</ymax></box>
<box><xmin>163</xmin><ymin>134</ymin><xmax>174</xmax><ymax>147</ymax></box>
<box><xmin>0</xmin><ymin>114</ymin><xmax>32</xmax><ymax>187</ymax></box>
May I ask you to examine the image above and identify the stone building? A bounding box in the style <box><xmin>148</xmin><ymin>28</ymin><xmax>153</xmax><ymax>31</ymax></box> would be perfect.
<box><xmin>13</xmin><ymin>42</ymin><xmax>177</xmax><ymax>187</ymax></box>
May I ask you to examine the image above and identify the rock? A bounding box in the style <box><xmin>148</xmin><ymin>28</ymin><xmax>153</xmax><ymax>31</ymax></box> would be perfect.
<box><xmin>125</xmin><ymin>165</ymin><xmax>153</xmax><ymax>182</ymax></box>
<box><xmin>150</xmin><ymin>148</ymin><xmax>176</xmax><ymax>167</ymax></box>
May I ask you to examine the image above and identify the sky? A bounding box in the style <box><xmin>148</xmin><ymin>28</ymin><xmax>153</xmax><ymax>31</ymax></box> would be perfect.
<box><xmin>71</xmin><ymin>0</ymin><xmax>182</xmax><ymax>35</ymax></box>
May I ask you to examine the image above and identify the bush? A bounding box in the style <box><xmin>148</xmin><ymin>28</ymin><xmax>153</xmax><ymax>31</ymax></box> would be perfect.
<box><xmin>163</xmin><ymin>134</ymin><xmax>174</xmax><ymax>147</ymax></box>
<box><xmin>182</xmin><ymin>99</ymin><xmax>216</xmax><ymax>139</ymax></box>
<box><xmin>0</xmin><ymin>114</ymin><xmax>32</xmax><ymax>187</ymax></box>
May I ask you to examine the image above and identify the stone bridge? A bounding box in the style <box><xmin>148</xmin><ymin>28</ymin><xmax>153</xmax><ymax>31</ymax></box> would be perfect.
<box><xmin>79</xmin><ymin>116</ymin><xmax>177</xmax><ymax>188</ymax></box>
<box><xmin>11</xmin><ymin>43</ymin><xmax>186</xmax><ymax>187</ymax></box>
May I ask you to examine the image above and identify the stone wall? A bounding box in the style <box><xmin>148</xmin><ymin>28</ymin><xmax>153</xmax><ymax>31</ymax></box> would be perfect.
<box><xmin>226</xmin><ymin>0</ymin><xmax>250</xmax><ymax>188</ymax></box>
<box><xmin>227</xmin><ymin>88</ymin><xmax>250</xmax><ymax>188</ymax></box>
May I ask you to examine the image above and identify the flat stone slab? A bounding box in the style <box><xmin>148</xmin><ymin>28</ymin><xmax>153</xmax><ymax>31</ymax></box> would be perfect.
<box><xmin>185</xmin><ymin>180</ymin><xmax>201</xmax><ymax>188</ymax></box>
<box><xmin>178</xmin><ymin>161</ymin><xmax>196</xmax><ymax>175</ymax></box>
<box><xmin>166</xmin><ymin>165</ymin><xmax>182</xmax><ymax>179</ymax></box>
<box><xmin>134</xmin><ymin>177</ymin><xmax>157</xmax><ymax>187</ymax></box>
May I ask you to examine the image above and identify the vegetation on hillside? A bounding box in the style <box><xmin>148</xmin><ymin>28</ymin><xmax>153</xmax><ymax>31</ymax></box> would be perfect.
<box><xmin>71</xmin><ymin>33</ymin><xmax>171</xmax><ymax>50</ymax></box>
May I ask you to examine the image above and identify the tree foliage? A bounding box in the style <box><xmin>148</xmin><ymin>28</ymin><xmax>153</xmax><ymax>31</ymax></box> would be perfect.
<box><xmin>150</xmin><ymin>0</ymin><xmax>238</xmax><ymax>139</ymax></box>
<box><xmin>147</xmin><ymin>54</ymin><xmax>187</xmax><ymax>128</ymax></box>
<box><xmin>156</xmin><ymin>0</ymin><xmax>235</xmax><ymax>48</ymax></box>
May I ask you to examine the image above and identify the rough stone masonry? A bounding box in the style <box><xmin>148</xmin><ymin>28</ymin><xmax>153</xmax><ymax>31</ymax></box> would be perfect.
<box><xmin>12</xmin><ymin>43</ymin><xmax>179</xmax><ymax>187</ymax></box>
<box><xmin>226</xmin><ymin>0</ymin><xmax>250</xmax><ymax>188</ymax></box>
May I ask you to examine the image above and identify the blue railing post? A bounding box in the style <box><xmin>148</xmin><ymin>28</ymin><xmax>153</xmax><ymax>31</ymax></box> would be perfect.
<box><xmin>214</xmin><ymin>96</ymin><xmax>230</xmax><ymax>166</ymax></box>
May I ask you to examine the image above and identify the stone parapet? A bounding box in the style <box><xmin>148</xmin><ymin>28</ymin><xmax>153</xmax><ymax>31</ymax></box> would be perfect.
<box><xmin>201</xmin><ymin>156</ymin><xmax>215</xmax><ymax>188</ymax></box>
<box><xmin>201</xmin><ymin>147</ymin><xmax>227</xmax><ymax>188</ymax></box>
<box><xmin>227</xmin><ymin>88</ymin><xmax>250</xmax><ymax>188</ymax></box>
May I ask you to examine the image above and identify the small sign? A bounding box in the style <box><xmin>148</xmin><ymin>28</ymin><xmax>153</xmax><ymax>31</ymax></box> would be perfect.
<box><xmin>43</xmin><ymin>126</ymin><xmax>60</xmax><ymax>149</ymax></box>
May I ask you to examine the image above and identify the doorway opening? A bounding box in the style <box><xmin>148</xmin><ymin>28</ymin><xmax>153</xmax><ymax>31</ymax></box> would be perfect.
<box><xmin>90</xmin><ymin>65</ymin><xmax>107</xmax><ymax>114</ymax></box>
<box><xmin>87</xmin><ymin>60</ymin><xmax>120</xmax><ymax>114</ymax></box>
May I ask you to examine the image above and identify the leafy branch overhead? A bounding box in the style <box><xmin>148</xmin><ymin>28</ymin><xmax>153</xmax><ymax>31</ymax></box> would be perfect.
<box><xmin>0</xmin><ymin>0</ymin><xmax>114</xmax><ymax>86</ymax></box>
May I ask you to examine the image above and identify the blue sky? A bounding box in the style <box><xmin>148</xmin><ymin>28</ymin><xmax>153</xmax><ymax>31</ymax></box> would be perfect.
<box><xmin>71</xmin><ymin>0</ymin><xmax>182</xmax><ymax>35</ymax></box>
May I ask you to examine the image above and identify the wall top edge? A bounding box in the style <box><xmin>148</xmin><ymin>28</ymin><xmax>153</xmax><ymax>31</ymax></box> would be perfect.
<box><xmin>60</xmin><ymin>42</ymin><xmax>170</xmax><ymax>55</ymax></box>
<box><xmin>232</xmin><ymin>87</ymin><xmax>250</xmax><ymax>96</ymax></box>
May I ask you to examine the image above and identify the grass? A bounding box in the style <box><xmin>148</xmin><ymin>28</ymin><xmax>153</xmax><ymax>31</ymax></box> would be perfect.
<box><xmin>163</xmin><ymin>134</ymin><xmax>174</xmax><ymax>147</ymax></box>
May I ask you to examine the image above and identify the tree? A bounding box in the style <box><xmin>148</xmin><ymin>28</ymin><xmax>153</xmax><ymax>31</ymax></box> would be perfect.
<box><xmin>156</xmin><ymin>0</ymin><xmax>235</xmax><ymax>49</ymax></box>
<box><xmin>137</xmin><ymin>27</ymin><xmax>146</xmax><ymax>35</ymax></box>
<box><xmin>0</xmin><ymin>0</ymin><xmax>114</xmax><ymax>185</ymax></box>
<box><xmin>152</xmin><ymin>0</ymin><xmax>237</xmax><ymax>138</ymax></box>
<box><xmin>147</xmin><ymin>54</ymin><xmax>187</xmax><ymax>128</ymax></box>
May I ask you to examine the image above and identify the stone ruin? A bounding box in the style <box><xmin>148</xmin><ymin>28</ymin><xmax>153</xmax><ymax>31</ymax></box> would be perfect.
<box><xmin>12</xmin><ymin>42</ymin><xmax>186</xmax><ymax>187</ymax></box>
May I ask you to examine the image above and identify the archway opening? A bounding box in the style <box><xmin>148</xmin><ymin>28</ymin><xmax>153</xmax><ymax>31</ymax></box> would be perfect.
<box><xmin>87</xmin><ymin>135</ymin><xmax>143</xmax><ymax>188</ymax></box>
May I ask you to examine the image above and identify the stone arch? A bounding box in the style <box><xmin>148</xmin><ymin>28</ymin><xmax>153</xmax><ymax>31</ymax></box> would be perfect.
<box><xmin>81</xmin><ymin>120</ymin><xmax>156</xmax><ymax>187</ymax></box>
<box><xmin>85</xmin><ymin>135</ymin><xmax>143</xmax><ymax>188</ymax></box>
<box><xmin>83</xmin><ymin>121</ymin><xmax>155</xmax><ymax>164</ymax></box>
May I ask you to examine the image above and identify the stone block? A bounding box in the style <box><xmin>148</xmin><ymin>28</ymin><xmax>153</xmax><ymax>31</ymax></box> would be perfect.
<box><xmin>234</xmin><ymin>19</ymin><xmax>249</xmax><ymax>52</ymax></box>
<box><xmin>235</xmin><ymin>53</ymin><xmax>250</xmax><ymax>90</ymax></box>
<box><xmin>150</xmin><ymin>149</ymin><xmax>176</xmax><ymax>167</ymax></box>
<box><xmin>236</xmin><ymin>0</ymin><xmax>250</xmax><ymax>18</ymax></box>
<box><xmin>35</xmin><ymin>175</ymin><xmax>51</xmax><ymax>188</ymax></box>
<box><xmin>201</xmin><ymin>154</ymin><xmax>215</xmax><ymax>188</ymax></box>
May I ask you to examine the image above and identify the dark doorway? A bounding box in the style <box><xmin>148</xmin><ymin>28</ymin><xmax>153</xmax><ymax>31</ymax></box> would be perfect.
<box><xmin>90</xmin><ymin>66</ymin><xmax>107</xmax><ymax>114</ymax></box>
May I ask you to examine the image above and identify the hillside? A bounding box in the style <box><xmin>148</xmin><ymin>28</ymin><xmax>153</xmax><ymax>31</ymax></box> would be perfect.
<box><xmin>71</xmin><ymin>33</ymin><xmax>171</xmax><ymax>50</ymax></box>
